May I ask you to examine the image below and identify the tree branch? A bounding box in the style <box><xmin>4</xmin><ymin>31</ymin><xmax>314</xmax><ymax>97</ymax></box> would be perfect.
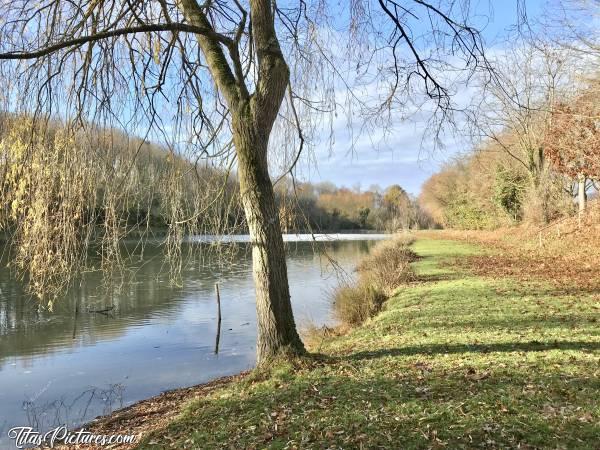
<box><xmin>250</xmin><ymin>0</ymin><xmax>290</xmax><ymax>131</ymax></box>
<box><xmin>377</xmin><ymin>0</ymin><xmax>449</xmax><ymax>102</ymax></box>
<box><xmin>179</xmin><ymin>0</ymin><xmax>242</xmax><ymax>107</ymax></box>
<box><xmin>0</xmin><ymin>22</ymin><xmax>233</xmax><ymax>60</ymax></box>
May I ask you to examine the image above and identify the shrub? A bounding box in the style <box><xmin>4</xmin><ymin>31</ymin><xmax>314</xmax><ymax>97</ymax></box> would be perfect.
<box><xmin>444</xmin><ymin>192</ymin><xmax>497</xmax><ymax>230</ymax></box>
<box><xmin>332</xmin><ymin>236</ymin><xmax>416</xmax><ymax>327</ymax></box>
<box><xmin>357</xmin><ymin>237</ymin><xmax>417</xmax><ymax>295</ymax></box>
<box><xmin>333</xmin><ymin>282</ymin><xmax>387</xmax><ymax>326</ymax></box>
<box><xmin>522</xmin><ymin>173</ymin><xmax>575</xmax><ymax>225</ymax></box>
<box><xmin>493</xmin><ymin>167</ymin><xmax>527</xmax><ymax>221</ymax></box>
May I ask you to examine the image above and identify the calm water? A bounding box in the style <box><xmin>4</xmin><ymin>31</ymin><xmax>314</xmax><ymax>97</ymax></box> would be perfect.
<box><xmin>0</xmin><ymin>234</ymin><xmax>385</xmax><ymax>446</ymax></box>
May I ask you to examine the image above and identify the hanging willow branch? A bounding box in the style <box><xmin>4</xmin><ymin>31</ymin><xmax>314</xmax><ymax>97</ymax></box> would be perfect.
<box><xmin>0</xmin><ymin>0</ymin><xmax>490</xmax><ymax>305</ymax></box>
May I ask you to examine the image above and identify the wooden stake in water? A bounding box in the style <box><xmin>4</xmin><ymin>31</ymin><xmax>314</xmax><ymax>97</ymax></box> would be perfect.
<box><xmin>215</xmin><ymin>283</ymin><xmax>222</xmax><ymax>354</ymax></box>
<box><xmin>72</xmin><ymin>284</ymin><xmax>81</xmax><ymax>340</ymax></box>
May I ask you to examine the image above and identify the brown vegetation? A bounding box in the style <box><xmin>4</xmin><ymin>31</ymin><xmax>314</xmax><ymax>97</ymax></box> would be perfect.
<box><xmin>419</xmin><ymin>200</ymin><xmax>600</xmax><ymax>292</ymax></box>
<box><xmin>278</xmin><ymin>182</ymin><xmax>433</xmax><ymax>232</ymax></box>
<box><xmin>419</xmin><ymin>149</ymin><xmax>532</xmax><ymax>230</ymax></box>
<box><xmin>332</xmin><ymin>236</ymin><xmax>417</xmax><ymax>327</ymax></box>
<box><xmin>331</xmin><ymin>283</ymin><xmax>387</xmax><ymax>327</ymax></box>
<box><xmin>544</xmin><ymin>80</ymin><xmax>600</xmax><ymax>182</ymax></box>
<box><xmin>420</xmin><ymin>76</ymin><xmax>599</xmax><ymax>230</ymax></box>
<box><xmin>357</xmin><ymin>236</ymin><xmax>418</xmax><ymax>295</ymax></box>
<box><xmin>420</xmin><ymin>25</ymin><xmax>599</xmax><ymax>230</ymax></box>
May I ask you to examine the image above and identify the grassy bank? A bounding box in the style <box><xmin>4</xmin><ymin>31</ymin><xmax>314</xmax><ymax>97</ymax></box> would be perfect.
<box><xmin>78</xmin><ymin>237</ymin><xmax>599</xmax><ymax>449</ymax></box>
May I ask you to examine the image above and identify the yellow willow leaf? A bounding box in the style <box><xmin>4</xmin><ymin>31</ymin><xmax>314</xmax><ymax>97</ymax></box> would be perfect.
<box><xmin>11</xmin><ymin>199</ymin><xmax>20</xmax><ymax>217</ymax></box>
<box><xmin>153</xmin><ymin>38</ymin><xmax>161</xmax><ymax>65</ymax></box>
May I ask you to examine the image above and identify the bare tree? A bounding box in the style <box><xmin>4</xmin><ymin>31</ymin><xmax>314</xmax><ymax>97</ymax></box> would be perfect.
<box><xmin>542</xmin><ymin>0</ymin><xmax>600</xmax><ymax>68</ymax></box>
<box><xmin>0</xmin><ymin>0</ymin><xmax>487</xmax><ymax>364</ymax></box>
<box><xmin>467</xmin><ymin>41</ymin><xmax>583</xmax><ymax>222</ymax></box>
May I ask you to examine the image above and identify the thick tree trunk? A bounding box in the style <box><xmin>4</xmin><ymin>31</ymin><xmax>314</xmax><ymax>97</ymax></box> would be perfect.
<box><xmin>180</xmin><ymin>0</ymin><xmax>304</xmax><ymax>364</ymax></box>
<box><xmin>233</xmin><ymin>109</ymin><xmax>305</xmax><ymax>364</ymax></box>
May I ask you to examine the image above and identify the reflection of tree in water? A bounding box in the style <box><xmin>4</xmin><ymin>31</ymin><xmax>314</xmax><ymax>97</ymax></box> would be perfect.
<box><xmin>0</xmin><ymin>419</ymin><xmax>6</xmax><ymax>441</ymax></box>
<box><xmin>23</xmin><ymin>383</ymin><xmax>124</xmax><ymax>432</ymax></box>
<box><xmin>0</xmin><ymin>243</ymin><xmax>244</xmax><ymax>366</ymax></box>
<box><xmin>0</xmin><ymin>240</ymin><xmax>379</xmax><ymax>367</ymax></box>
<box><xmin>323</xmin><ymin>240</ymin><xmax>372</xmax><ymax>256</ymax></box>
<box><xmin>0</xmin><ymin>255</ymin><xmax>190</xmax><ymax>366</ymax></box>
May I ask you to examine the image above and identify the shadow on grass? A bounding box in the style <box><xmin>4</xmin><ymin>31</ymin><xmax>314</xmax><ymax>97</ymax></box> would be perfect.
<box><xmin>413</xmin><ymin>272</ymin><xmax>461</xmax><ymax>283</ymax></box>
<box><xmin>140</xmin><ymin>360</ymin><xmax>600</xmax><ymax>449</ymax></box>
<box><xmin>413</xmin><ymin>316</ymin><xmax>600</xmax><ymax>332</ymax></box>
<box><xmin>341</xmin><ymin>340</ymin><xmax>600</xmax><ymax>361</ymax></box>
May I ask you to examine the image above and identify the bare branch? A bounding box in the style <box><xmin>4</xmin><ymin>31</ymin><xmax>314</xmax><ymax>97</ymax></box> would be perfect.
<box><xmin>0</xmin><ymin>23</ymin><xmax>233</xmax><ymax>60</ymax></box>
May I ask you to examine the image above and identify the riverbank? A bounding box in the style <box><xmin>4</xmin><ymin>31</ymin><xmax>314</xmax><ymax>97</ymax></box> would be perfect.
<box><xmin>60</xmin><ymin>235</ymin><xmax>599</xmax><ymax>449</ymax></box>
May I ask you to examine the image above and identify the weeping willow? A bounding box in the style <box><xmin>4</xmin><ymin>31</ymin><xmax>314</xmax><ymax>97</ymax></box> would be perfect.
<box><xmin>0</xmin><ymin>115</ymin><xmax>243</xmax><ymax>307</ymax></box>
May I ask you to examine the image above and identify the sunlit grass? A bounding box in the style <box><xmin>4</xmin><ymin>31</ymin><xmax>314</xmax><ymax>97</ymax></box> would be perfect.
<box><xmin>139</xmin><ymin>239</ymin><xmax>599</xmax><ymax>449</ymax></box>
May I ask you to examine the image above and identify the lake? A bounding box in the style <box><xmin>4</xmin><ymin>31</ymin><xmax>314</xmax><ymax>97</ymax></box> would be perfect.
<box><xmin>0</xmin><ymin>234</ymin><xmax>386</xmax><ymax>445</ymax></box>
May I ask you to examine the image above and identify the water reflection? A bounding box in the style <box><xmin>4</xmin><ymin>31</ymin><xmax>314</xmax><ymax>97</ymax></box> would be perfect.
<box><xmin>23</xmin><ymin>383</ymin><xmax>125</xmax><ymax>434</ymax></box>
<box><xmin>0</xmin><ymin>237</ymin><xmax>380</xmax><ymax>446</ymax></box>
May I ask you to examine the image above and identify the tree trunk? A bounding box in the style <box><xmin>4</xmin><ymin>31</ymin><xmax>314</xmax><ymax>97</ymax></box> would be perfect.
<box><xmin>232</xmin><ymin>108</ymin><xmax>305</xmax><ymax>364</ymax></box>
<box><xmin>578</xmin><ymin>173</ymin><xmax>587</xmax><ymax>214</ymax></box>
<box><xmin>180</xmin><ymin>0</ymin><xmax>304</xmax><ymax>364</ymax></box>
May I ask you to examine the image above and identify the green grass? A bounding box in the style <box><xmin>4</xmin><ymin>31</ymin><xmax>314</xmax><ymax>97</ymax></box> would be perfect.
<box><xmin>139</xmin><ymin>239</ymin><xmax>599</xmax><ymax>449</ymax></box>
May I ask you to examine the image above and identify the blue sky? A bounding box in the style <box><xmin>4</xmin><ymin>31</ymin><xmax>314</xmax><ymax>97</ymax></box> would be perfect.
<box><xmin>299</xmin><ymin>0</ymin><xmax>548</xmax><ymax>195</ymax></box>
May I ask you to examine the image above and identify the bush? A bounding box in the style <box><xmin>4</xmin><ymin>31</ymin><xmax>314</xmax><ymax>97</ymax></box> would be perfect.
<box><xmin>444</xmin><ymin>192</ymin><xmax>498</xmax><ymax>230</ymax></box>
<box><xmin>357</xmin><ymin>237</ymin><xmax>417</xmax><ymax>295</ymax></box>
<box><xmin>333</xmin><ymin>282</ymin><xmax>387</xmax><ymax>326</ymax></box>
<box><xmin>493</xmin><ymin>167</ymin><xmax>527</xmax><ymax>221</ymax></box>
<box><xmin>332</xmin><ymin>236</ymin><xmax>416</xmax><ymax>327</ymax></box>
<box><xmin>522</xmin><ymin>174</ymin><xmax>575</xmax><ymax>225</ymax></box>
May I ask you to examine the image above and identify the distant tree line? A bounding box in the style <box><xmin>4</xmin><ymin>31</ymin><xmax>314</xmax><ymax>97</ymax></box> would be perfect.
<box><xmin>275</xmin><ymin>181</ymin><xmax>434</xmax><ymax>232</ymax></box>
<box><xmin>0</xmin><ymin>114</ymin><xmax>431</xmax><ymax>249</ymax></box>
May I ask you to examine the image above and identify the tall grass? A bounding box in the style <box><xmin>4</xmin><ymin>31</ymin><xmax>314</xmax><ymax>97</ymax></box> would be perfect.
<box><xmin>332</xmin><ymin>235</ymin><xmax>416</xmax><ymax>327</ymax></box>
<box><xmin>331</xmin><ymin>283</ymin><xmax>387</xmax><ymax>327</ymax></box>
